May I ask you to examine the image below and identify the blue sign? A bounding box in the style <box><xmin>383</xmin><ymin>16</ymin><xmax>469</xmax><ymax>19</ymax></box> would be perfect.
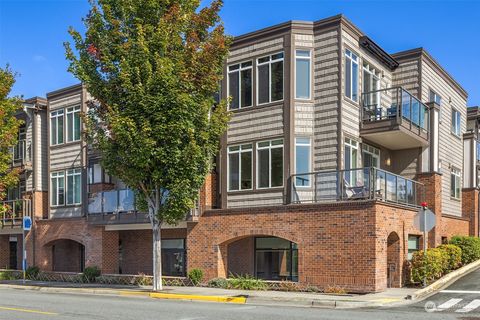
<box><xmin>23</xmin><ymin>216</ymin><xmax>32</xmax><ymax>231</ymax></box>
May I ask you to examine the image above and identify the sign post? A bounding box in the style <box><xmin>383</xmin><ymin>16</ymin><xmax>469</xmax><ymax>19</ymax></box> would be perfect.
<box><xmin>22</xmin><ymin>216</ymin><xmax>32</xmax><ymax>284</ymax></box>
<box><xmin>414</xmin><ymin>202</ymin><xmax>436</xmax><ymax>287</ymax></box>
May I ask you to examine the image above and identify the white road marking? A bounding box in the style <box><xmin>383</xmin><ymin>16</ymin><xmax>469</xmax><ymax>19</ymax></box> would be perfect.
<box><xmin>456</xmin><ymin>299</ymin><xmax>480</xmax><ymax>313</ymax></box>
<box><xmin>441</xmin><ymin>290</ymin><xmax>480</xmax><ymax>294</ymax></box>
<box><xmin>436</xmin><ymin>298</ymin><xmax>462</xmax><ymax>311</ymax></box>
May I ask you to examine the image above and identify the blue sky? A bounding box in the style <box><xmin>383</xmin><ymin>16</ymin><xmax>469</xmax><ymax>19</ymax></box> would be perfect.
<box><xmin>1</xmin><ymin>0</ymin><xmax>479</xmax><ymax>105</ymax></box>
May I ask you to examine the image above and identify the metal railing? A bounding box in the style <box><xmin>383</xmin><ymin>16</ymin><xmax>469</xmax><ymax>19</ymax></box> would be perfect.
<box><xmin>0</xmin><ymin>199</ymin><xmax>31</xmax><ymax>227</ymax></box>
<box><xmin>291</xmin><ymin>167</ymin><xmax>424</xmax><ymax>208</ymax></box>
<box><xmin>362</xmin><ymin>87</ymin><xmax>429</xmax><ymax>133</ymax></box>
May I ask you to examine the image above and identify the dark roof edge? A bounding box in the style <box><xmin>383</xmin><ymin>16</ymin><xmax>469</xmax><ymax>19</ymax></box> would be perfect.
<box><xmin>393</xmin><ymin>48</ymin><xmax>468</xmax><ymax>100</ymax></box>
<box><xmin>24</xmin><ymin>96</ymin><xmax>47</xmax><ymax>105</ymax></box>
<box><xmin>359</xmin><ymin>36</ymin><xmax>399</xmax><ymax>71</ymax></box>
<box><xmin>46</xmin><ymin>83</ymin><xmax>83</xmax><ymax>99</ymax></box>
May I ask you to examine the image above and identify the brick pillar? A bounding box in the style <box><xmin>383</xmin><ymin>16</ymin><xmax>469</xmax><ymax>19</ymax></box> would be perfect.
<box><xmin>463</xmin><ymin>188</ymin><xmax>479</xmax><ymax>237</ymax></box>
<box><xmin>0</xmin><ymin>235</ymin><xmax>9</xmax><ymax>269</ymax></box>
<box><xmin>217</xmin><ymin>243</ymin><xmax>228</xmax><ymax>278</ymax></box>
<box><xmin>101</xmin><ymin>230</ymin><xmax>119</xmax><ymax>274</ymax></box>
<box><xmin>199</xmin><ymin>172</ymin><xmax>217</xmax><ymax>213</ymax></box>
<box><xmin>416</xmin><ymin>172</ymin><xmax>442</xmax><ymax>247</ymax></box>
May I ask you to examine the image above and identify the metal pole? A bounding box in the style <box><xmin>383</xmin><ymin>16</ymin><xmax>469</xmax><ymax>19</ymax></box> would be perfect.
<box><xmin>423</xmin><ymin>205</ymin><xmax>427</xmax><ymax>288</ymax></box>
<box><xmin>22</xmin><ymin>228</ymin><xmax>26</xmax><ymax>284</ymax></box>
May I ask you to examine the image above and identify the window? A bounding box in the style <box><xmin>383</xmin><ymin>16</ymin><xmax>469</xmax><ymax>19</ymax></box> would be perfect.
<box><xmin>13</xmin><ymin>126</ymin><xmax>26</xmax><ymax>161</ymax></box>
<box><xmin>362</xmin><ymin>63</ymin><xmax>380</xmax><ymax>108</ymax></box>
<box><xmin>67</xmin><ymin>169</ymin><xmax>82</xmax><ymax>205</ymax></box>
<box><xmin>7</xmin><ymin>180</ymin><xmax>25</xmax><ymax>201</ymax></box>
<box><xmin>51</xmin><ymin>171</ymin><xmax>65</xmax><ymax>206</ymax></box>
<box><xmin>451</xmin><ymin>168</ymin><xmax>461</xmax><ymax>199</ymax></box>
<box><xmin>255</xmin><ymin>237</ymin><xmax>298</xmax><ymax>281</ymax></box>
<box><xmin>50</xmin><ymin>110</ymin><xmax>64</xmax><ymax>145</ymax></box>
<box><xmin>227</xmin><ymin>144</ymin><xmax>252</xmax><ymax>191</ymax></box>
<box><xmin>228</xmin><ymin>62</ymin><xmax>252</xmax><ymax>110</ymax></box>
<box><xmin>295</xmin><ymin>138</ymin><xmax>311</xmax><ymax>187</ymax></box>
<box><xmin>451</xmin><ymin>109</ymin><xmax>461</xmax><ymax>137</ymax></box>
<box><xmin>257</xmin><ymin>139</ymin><xmax>284</xmax><ymax>188</ymax></box>
<box><xmin>88</xmin><ymin>163</ymin><xmax>110</xmax><ymax>184</ymax></box>
<box><xmin>344</xmin><ymin>138</ymin><xmax>358</xmax><ymax>184</ymax></box>
<box><xmin>345</xmin><ymin>49</ymin><xmax>358</xmax><ymax>102</ymax></box>
<box><xmin>362</xmin><ymin>144</ymin><xmax>380</xmax><ymax>168</ymax></box>
<box><xmin>161</xmin><ymin>239</ymin><xmax>186</xmax><ymax>277</ymax></box>
<box><xmin>257</xmin><ymin>52</ymin><xmax>284</xmax><ymax>104</ymax></box>
<box><xmin>66</xmin><ymin>106</ymin><xmax>81</xmax><ymax>142</ymax></box>
<box><xmin>408</xmin><ymin>235</ymin><xmax>420</xmax><ymax>260</ymax></box>
<box><xmin>429</xmin><ymin>90</ymin><xmax>442</xmax><ymax>105</ymax></box>
<box><xmin>295</xmin><ymin>50</ymin><xmax>311</xmax><ymax>99</ymax></box>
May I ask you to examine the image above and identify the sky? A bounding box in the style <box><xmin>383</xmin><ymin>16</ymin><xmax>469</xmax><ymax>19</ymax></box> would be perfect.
<box><xmin>0</xmin><ymin>0</ymin><xmax>479</xmax><ymax>105</ymax></box>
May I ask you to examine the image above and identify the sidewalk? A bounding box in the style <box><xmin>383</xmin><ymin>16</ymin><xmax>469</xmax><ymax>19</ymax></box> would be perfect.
<box><xmin>0</xmin><ymin>280</ymin><xmax>416</xmax><ymax>309</ymax></box>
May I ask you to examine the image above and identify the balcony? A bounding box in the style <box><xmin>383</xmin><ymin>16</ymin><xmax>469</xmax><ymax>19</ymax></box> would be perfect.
<box><xmin>291</xmin><ymin>167</ymin><xmax>424</xmax><ymax>208</ymax></box>
<box><xmin>360</xmin><ymin>87</ymin><xmax>429</xmax><ymax>150</ymax></box>
<box><xmin>87</xmin><ymin>189</ymin><xmax>199</xmax><ymax>225</ymax></box>
<box><xmin>1</xmin><ymin>199</ymin><xmax>32</xmax><ymax>229</ymax></box>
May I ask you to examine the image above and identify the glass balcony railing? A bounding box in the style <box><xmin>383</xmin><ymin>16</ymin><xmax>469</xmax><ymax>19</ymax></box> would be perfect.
<box><xmin>362</xmin><ymin>87</ymin><xmax>429</xmax><ymax>133</ymax></box>
<box><xmin>291</xmin><ymin>167</ymin><xmax>424</xmax><ymax>208</ymax></box>
<box><xmin>88</xmin><ymin>189</ymin><xmax>136</xmax><ymax>214</ymax></box>
<box><xmin>1</xmin><ymin>199</ymin><xmax>31</xmax><ymax>226</ymax></box>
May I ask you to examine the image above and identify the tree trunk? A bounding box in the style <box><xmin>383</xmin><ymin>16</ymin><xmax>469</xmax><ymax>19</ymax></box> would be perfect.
<box><xmin>152</xmin><ymin>223</ymin><xmax>163</xmax><ymax>291</ymax></box>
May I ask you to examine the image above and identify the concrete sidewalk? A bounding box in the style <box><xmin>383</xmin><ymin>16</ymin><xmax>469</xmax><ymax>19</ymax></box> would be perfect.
<box><xmin>0</xmin><ymin>280</ymin><xmax>416</xmax><ymax>309</ymax></box>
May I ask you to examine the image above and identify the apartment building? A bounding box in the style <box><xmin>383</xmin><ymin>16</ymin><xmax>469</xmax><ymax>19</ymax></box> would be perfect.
<box><xmin>0</xmin><ymin>14</ymin><xmax>478</xmax><ymax>293</ymax></box>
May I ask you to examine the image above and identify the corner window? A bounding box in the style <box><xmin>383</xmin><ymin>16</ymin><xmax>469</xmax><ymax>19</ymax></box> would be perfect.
<box><xmin>66</xmin><ymin>106</ymin><xmax>81</xmax><ymax>142</ymax></box>
<box><xmin>257</xmin><ymin>52</ymin><xmax>284</xmax><ymax>105</ymax></box>
<box><xmin>295</xmin><ymin>50</ymin><xmax>311</xmax><ymax>99</ymax></box>
<box><xmin>51</xmin><ymin>171</ymin><xmax>65</xmax><ymax>206</ymax></box>
<box><xmin>228</xmin><ymin>62</ymin><xmax>252</xmax><ymax>110</ymax></box>
<box><xmin>228</xmin><ymin>144</ymin><xmax>253</xmax><ymax>191</ymax></box>
<box><xmin>450</xmin><ymin>168</ymin><xmax>461</xmax><ymax>199</ymax></box>
<box><xmin>66</xmin><ymin>169</ymin><xmax>82</xmax><ymax>205</ymax></box>
<box><xmin>345</xmin><ymin>49</ymin><xmax>358</xmax><ymax>102</ymax></box>
<box><xmin>295</xmin><ymin>138</ymin><xmax>311</xmax><ymax>187</ymax></box>
<box><xmin>408</xmin><ymin>235</ymin><xmax>420</xmax><ymax>260</ymax></box>
<box><xmin>451</xmin><ymin>109</ymin><xmax>461</xmax><ymax>137</ymax></box>
<box><xmin>50</xmin><ymin>110</ymin><xmax>64</xmax><ymax>145</ymax></box>
<box><xmin>257</xmin><ymin>139</ymin><xmax>284</xmax><ymax>188</ymax></box>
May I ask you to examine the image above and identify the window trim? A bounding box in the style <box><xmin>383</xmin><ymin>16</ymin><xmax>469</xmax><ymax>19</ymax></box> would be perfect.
<box><xmin>50</xmin><ymin>171</ymin><xmax>65</xmax><ymax>207</ymax></box>
<box><xmin>66</xmin><ymin>105</ymin><xmax>81</xmax><ymax>142</ymax></box>
<box><xmin>256</xmin><ymin>139</ymin><xmax>284</xmax><ymax>189</ymax></box>
<box><xmin>50</xmin><ymin>109</ymin><xmax>65</xmax><ymax>146</ymax></box>
<box><xmin>344</xmin><ymin>49</ymin><xmax>359</xmax><ymax>103</ymax></box>
<box><xmin>227</xmin><ymin>144</ymin><xmax>253</xmax><ymax>192</ymax></box>
<box><xmin>407</xmin><ymin>235</ymin><xmax>420</xmax><ymax>261</ymax></box>
<box><xmin>451</xmin><ymin>108</ymin><xmax>461</xmax><ymax>137</ymax></box>
<box><xmin>362</xmin><ymin>144</ymin><xmax>380</xmax><ymax>168</ymax></box>
<box><xmin>294</xmin><ymin>137</ymin><xmax>312</xmax><ymax>188</ymax></box>
<box><xmin>66</xmin><ymin>168</ymin><xmax>82</xmax><ymax>205</ymax></box>
<box><xmin>450</xmin><ymin>167</ymin><xmax>461</xmax><ymax>199</ymax></box>
<box><xmin>227</xmin><ymin>61</ymin><xmax>253</xmax><ymax>110</ymax></box>
<box><xmin>294</xmin><ymin>49</ymin><xmax>312</xmax><ymax>100</ymax></box>
<box><xmin>256</xmin><ymin>52</ymin><xmax>284</xmax><ymax>106</ymax></box>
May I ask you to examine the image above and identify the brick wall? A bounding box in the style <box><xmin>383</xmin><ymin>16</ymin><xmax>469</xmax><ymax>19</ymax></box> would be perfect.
<box><xmin>463</xmin><ymin>188</ymin><xmax>479</xmax><ymax>236</ymax></box>
<box><xmin>227</xmin><ymin>237</ymin><xmax>254</xmax><ymax>276</ymax></box>
<box><xmin>0</xmin><ymin>235</ymin><xmax>10</xmax><ymax>269</ymax></box>
<box><xmin>416</xmin><ymin>173</ymin><xmax>443</xmax><ymax>246</ymax></box>
<box><xmin>440</xmin><ymin>215</ymin><xmax>470</xmax><ymax>240</ymax></box>
<box><xmin>199</xmin><ymin>172</ymin><xmax>217</xmax><ymax>212</ymax></box>
<box><xmin>52</xmin><ymin>239</ymin><xmax>83</xmax><ymax>272</ymax></box>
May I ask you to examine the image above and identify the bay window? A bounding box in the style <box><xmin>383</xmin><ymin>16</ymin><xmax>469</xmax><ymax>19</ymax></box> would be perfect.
<box><xmin>295</xmin><ymin>50</ymin><xmax>311</xmax><ymax>99</ymax></box>
<box><xmin>257</xmin><ymin>52</ymin><xmax>284</xmax><ymax>104</ymax></box>
<box><xmin>50</xmin><ymin>110</ymin><xmax>64</xmax><ymax>145</ymax></box>
<box><xmin>228</xmin><ymin>144</ymin><xmax>253</xmax><ymax>191</ymax></box>
<box><xmin>295</xmin><ymin>138</ymin><xmax>311</xmax><ymax>187</ymax></box>
<box><xmin>345</xmin><ymin>49</ymin><xmax>358</xmax><ymax>102</ymax></box>
<box><xmin>228</xmin><ymin>62</ymin><xmax>252</xmax><ymax>110</ymax></box>
<box><xmin>66</xmin><ymin>106</ymin><xmax>81</xmax><ymax>142</ymax></box>
<box><xmin>257</xmin><ymin>139</ymin><xmax>284</xmax><ymax>188</ymax></box>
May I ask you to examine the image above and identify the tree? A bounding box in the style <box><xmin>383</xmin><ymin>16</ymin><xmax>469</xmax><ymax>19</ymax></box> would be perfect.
<box><xmin>0</xmin><ymin>67</ymin><xmax>23</xmax><ymax>203</ymax></box>
<box><xmin>65</xmin><ymin>0</ymin><xmax>230</xmax><ymax>290</ymax></box>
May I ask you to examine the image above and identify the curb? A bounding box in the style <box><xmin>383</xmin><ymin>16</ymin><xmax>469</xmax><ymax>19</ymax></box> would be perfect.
<box><xmin>407</xmin><ymin>259</ymin><xmax>480</xmax><ymax>300</ymax></box>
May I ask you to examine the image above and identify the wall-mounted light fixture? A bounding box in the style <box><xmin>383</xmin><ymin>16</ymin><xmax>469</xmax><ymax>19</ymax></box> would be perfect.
<box><xmin>385</xmin><ymin>157</ymin><xmax>391</xmax><ymax>166</ymax></box>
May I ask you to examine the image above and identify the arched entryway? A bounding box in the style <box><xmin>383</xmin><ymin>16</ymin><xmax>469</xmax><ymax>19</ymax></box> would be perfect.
<box><xmin>226</xmin><ymin>236</ymin><xmax>298</xmax><ymax>281</ymax></box>
<box><xmin>386</xmin><ymin>232</ymin><xmax>401</xmax><ymax>288</ymax></box>
<box><xmin>45</xmin><ymin>239</ymin><xmax>85</xmax><ymax>272</ymax></box>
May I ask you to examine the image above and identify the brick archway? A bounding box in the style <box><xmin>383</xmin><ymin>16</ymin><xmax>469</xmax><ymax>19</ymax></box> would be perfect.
<box><xmin>44</xmin><ymin>239</ymin><xmax>85</xmax><ymax>272</ymax></box>
<box><xmin>386</xmin><ymin>232</ymin><xmax>401</xmax><ymax>288</ymax></box>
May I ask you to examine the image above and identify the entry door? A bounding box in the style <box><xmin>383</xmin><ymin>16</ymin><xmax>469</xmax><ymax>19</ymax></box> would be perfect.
<box><xmin>9</xmin><ymin>241</ymin><xmax>17</xmax><ymax>270</ymax></box>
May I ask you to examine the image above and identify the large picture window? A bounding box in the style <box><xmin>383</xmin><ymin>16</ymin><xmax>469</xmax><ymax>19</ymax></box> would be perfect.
<box><xmin>257</xmin><ymin>52</ymin><xmax>284</xmax><ymax>104</ymax></box>
<box><xmin>295</xmin><ymin>138</ymin><xmax>311</xmax><ymax>187</ymax></box>
<box><xmin>228</xmin><ymin>62</ymin><xmax>252</xmax><ymax>110</ymax></box>
<box><xmin>51</xmin><ymin>171</ymin><xmax>65</xmax><ymax>206</ymax></box>
<box><xmin>50</xmin><ymin>110</ymin><xmax>64</xmax><ymax>145</ymax></box>
<box><xmin>161</xmin><ymin>239</ymin><xmax>186</xmax><ymax>277</ymax></box>
<box><xmin>295</xmin><ymin>50</ymin><xmax>311</xmax><ymax>99</ymax></box>
<box><xmin>228</xmin><ymin>144</ymin><xmax>252</xmax><ymax>191</ymax></box>
<box><xmin>66</xmin><ymin>106</ymin><xmax>81</xmax><ymax>142</ymax></box>
<box><xmin>257</xmin><ymin>139</ymin><xmax>283</xmax><ymax>189</ymax></box>
<box><xmin>345</xmin><ymin>49</ymin><xmax>359</xmax><ymax>102</ymax></box>
<box><xmin>67</xmin><ymin>169</ymin><xmax>82</xmax><ymax>205</ymax></box>
<box><xmin>255</xmin><ymin>237</ymin><xmax>298</xmax><ymax>281</ymax></box>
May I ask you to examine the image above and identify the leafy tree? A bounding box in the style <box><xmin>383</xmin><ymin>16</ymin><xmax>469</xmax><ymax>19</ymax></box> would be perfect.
<box><xmin>65</xmin><ymin>0</ymin><xmax>230</xmax><ymax>290</ymax></box>
<box><xmin>0</xmin><ymin>67</ymin><xmax>23</xmax><ymax>204</ymax></box>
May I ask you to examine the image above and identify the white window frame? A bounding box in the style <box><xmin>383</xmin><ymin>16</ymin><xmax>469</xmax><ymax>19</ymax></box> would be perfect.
<box><xmin>294</xmin><ymin>137</ymin><xmax>311</xmax><ymax>187</ymax></box>
<box><xmin>50</xmin><ymin>110</ymin><xmax>64</xmax><ymax>146</ymax></box>
<box><xmin>66</xmin><ymin>105</ymin><xmax>81</xmax><ymax>142</ymax></box>
<box><xmin>227</xmin><ymin>144</ymin><xmax>253</xmax><ymax>191</ymax></box>
<box><xmin>66</xmin><ymin>168</ymin><xmax>82</xmax><ymax>205</ymax></box>
<box><xmin>451</xmin><ymin>167</ymin><xmax>461</xmax><ymax>199</ymax></box>
<box><xmin>295</xmin><ymin>49</ymin><xmax>311</xmax><ymax>100</ymax></box>
<box><xmin>451</xmin><ymin>108</ymin><xmax>461</xmax><ymax>137</ymax></box>
<box><xmin>407</xmin><ymin>235</ymin><xmax>420</xmax><ymax>260</ymax></box>
<box><xmin>256</xmin><ymin>52</ymin><xmax>284</xmax><ymax>106</ymax></box>
<box><xmin>362</xmin><ymin>144</ymin><xmax>380</xmax><ymax>168</ymax></box>
<box><xmin>50</xmin><ymin>171</ymin><xmax>65</xmax><ymax>206</ymax></box>
<box><xmin>345</xmin><ymin>49</ymin><xmax>359</xmax><ymax>102</ymax></box>
<box><xmin>362</xmin><ymin>62</ymin><xmax>380</xmax><ymax>105</ymax></box>
<box><xmin>227</xmin><ymin>61</ymin><xmax>253</xmax><ymax>110</ymax></box>
<box><xmin>256</xmin><ymin>139</ymin><xmax>284</xmax><ymax>189</ymax></box>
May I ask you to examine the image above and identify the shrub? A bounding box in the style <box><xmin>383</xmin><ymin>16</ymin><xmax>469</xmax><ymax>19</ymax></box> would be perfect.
<box><xmin>82</xmin><ymin>266</ymin><xmax>101</xmax><ymax>283</ymax></box>
<box><xmin>449</xmin><ymin>236</ymin><xmax>480</xmax><ymax>265</ymax></box>
<box><xmin>135</xmin><ymin>273</ymin><xmax>153</xmax><ymax>286</ymax></box>
<box><xmin>324</xmin><ymin>285</ymin><xmax>347</xmax><ymax>295</ymax></box>
<box><xmin>227</xmin><ymin>274</ymin><xmax>267</xmax><ymax>290</ymax></box>
<box><xmin>0</xmin><ymin>271</ymin><xmax>17</xmax><ymax>280</ymax></box>
<box><xmin>410</xmin><ymin>248</ymin><xmax>448</xmax><ymax>284</ymax></box>
<box><xmin>26</xmin><ymin>266</ymin><xmax>40</xmax><ymax>279</ymax></box>
<box><xmin>207</xmin><ymin>277</ymin><xmax>229</xmax><ymax>289</ymax></box>
<box><xmin>187</xmin><ymin>269</ymin><xmax>204</xmax><ymax>286</ymax></box>
<box><xmin>437</xmin><ymin>244</ymin><xmax>462</xmax><ymax>272</ymax></box>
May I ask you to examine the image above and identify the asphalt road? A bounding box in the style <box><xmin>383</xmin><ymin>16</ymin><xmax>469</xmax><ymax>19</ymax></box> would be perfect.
<box><xmin>2</xmin><ymin>269</ymin><xmax>480</xmax><ymax>320</ymax></box>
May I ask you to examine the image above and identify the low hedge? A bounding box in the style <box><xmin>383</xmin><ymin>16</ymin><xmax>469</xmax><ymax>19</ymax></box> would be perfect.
<box><xmin>449</xmin><ymin>236</ymin><xmax>480</xmax><ymax>264</ymax></box>
<box><xmin>437</xmin><ymin>244</ymin><xmax>462</xmax><ymax>272</ymax></box>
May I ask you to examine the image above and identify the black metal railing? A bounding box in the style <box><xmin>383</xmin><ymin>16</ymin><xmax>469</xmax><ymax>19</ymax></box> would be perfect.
<box><xmin>362</xmin><ymin>87</ymin><xmax>429</xmax><ymax>133</ymax></box>
<box><xmin>291</xmin><ymin>167</ymin><xmax>424</xmax><ymax>208</ymax></box>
